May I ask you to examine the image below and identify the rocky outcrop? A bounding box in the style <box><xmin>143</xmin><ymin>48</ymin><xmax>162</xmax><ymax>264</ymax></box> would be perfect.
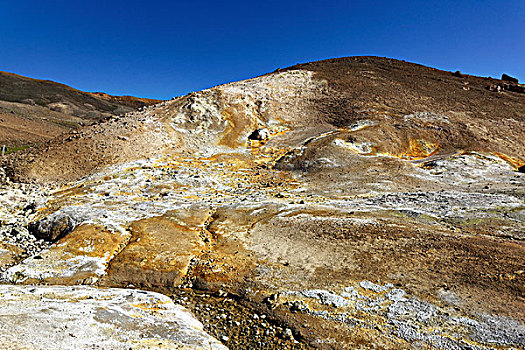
<box><xmin>485</xmin><ymin>72</ymin><xmax>524</xmax><ymax>94</ymax></box>
<box><xmin>0</xmin><ymin>285</ymin><xmax>228</xmax><ymax>350</ymax></box>
<box><xmin>502</xmin><ymin>73</ymin><xmax>519</xmax><ymax>83</ymax></box>
<box><xmin>101</xmin><ymin>214</ymin><xmax>208</xmax><ymax>289</ymax></box>
<box><xmin>487</xmin><ymin>81</ymin><xmax>525</xmax><ymax>94</ymax></box>
<box><xmin>3</xmin><ymin>224</ymin><xmax>130</xmax><ymax>285</ymax></box>
<box><xmin>0</xmin><ymin>168</ymin><xmax>50</xmax><ymax>268</ymax></box>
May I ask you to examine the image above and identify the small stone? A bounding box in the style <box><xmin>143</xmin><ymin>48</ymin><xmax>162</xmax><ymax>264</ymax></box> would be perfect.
<box><xmin>248</xmin><ymin>128</ymin><xmax>270</xmax><ymax>141</ymax></box>
<box><xmin>283</xmin><ymin>328</ymin><xmax>294</xmax><ymax>340</ymax></box>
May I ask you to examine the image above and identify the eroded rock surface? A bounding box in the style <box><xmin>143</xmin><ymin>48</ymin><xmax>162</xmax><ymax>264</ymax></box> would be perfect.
<box><xmin>3</xmin><ymin>224</ymin><xmax>130</xmax><ymax>285</ymax></box>
<box><xmin>102</xmin><ymin>214</ymin><xmax>207</xmax><ymax>289</ymax></box>
<box><xmin>1</xmin><ymin>57</ymin><xmax>524</xmax><ymax>349</ymax></box>
<box><xmin>0</xmin><ymin>285</ymin><xmax>227</xmax><ymax>350</ymax></box>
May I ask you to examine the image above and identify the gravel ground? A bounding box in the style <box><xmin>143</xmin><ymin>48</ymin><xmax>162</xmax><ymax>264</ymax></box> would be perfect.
<box><xmin>0</xmin><ymin>168</ymin><xmax>52</xmax><ymax>270</ymax></box>
<box><xmin>171</xmin><ymin>289</ymin><xmax>312</xmax><ymax>350</ymax></box>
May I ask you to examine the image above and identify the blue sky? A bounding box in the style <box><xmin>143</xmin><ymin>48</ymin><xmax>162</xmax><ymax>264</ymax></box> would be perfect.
<box><xmin>1</xmin><ymin>1</ymin><xmax>523</xmax><ymax>99</ymax></box>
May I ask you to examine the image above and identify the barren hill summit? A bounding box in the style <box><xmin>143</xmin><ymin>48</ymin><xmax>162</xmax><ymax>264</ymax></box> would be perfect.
<box><xmin>0</xmin><ymin>57</ymin><xmax>524</xmax><ymax>349</ymax></box>
<box><xmin>0</xmin><ymin>70</ymin><xmax>161</xmax><ymax>147</ymax></box>
<box><xmin>4</xmin><ymin>56</ymin><xmax>525</xmax><ymax>183</ymax></box>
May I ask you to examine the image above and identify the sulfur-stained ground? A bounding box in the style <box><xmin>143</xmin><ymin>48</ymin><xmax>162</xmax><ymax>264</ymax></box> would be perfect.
<box><xmin>1</xmin><ymin>57</ymin><xmax>524</xmax><ymax>349</ymax></box>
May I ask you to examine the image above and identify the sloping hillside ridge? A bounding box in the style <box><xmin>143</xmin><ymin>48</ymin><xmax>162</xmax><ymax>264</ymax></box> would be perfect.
<box><xmin>4</xmin><ymin>56</ymin><xmax>525</xmax><ymax>183</ymax></box>
<box><xmin>0</xmin><ymin>71</ymin><xmax>161</xmax><ymax>147</ymax></box>
<box><xmin>0</xmin><ymin>71</ymin><xmax>161</xmax><ymax>118</ymax></box>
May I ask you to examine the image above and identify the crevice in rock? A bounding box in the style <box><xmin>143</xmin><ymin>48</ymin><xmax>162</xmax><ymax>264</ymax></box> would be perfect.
<box><xmin>94</xmin><ymin>226</ymin><xmax>133</xmax><ymax>286</ymax></box>
<box><xmin>180</xmin><ymin>210</ymin><xmax>217</xmax><ymax>289</ymax></box>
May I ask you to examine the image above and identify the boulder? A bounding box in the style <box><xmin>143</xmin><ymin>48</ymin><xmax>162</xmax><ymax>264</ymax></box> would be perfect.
<box><xmin>502</xmin><ymin>73</ymin><xmax>519</xmax><ymax>84</ymax></box>
<box><xmin>28</xmin><ymin>214</ymin><xmax>75</xmax><ymax>242</ymax></box>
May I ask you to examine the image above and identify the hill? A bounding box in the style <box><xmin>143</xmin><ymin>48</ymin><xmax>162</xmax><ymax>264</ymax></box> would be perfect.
<box><xmin>5</xmin><ymin>56</ymin><xmax>524</xmax><ymax>183</ymax></box>
<box><xmin>0</xmin><ymin>57</ymin><xmax>524</xmax><ymax>349</ymax></box>
<box><xmin>0</xmin><ymin>71</ymin><xmax>161</xmax><ymax>146</ymax></box>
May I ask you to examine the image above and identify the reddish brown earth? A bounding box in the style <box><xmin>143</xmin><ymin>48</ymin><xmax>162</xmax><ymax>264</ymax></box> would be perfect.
<box><xmin>0</xmin><ymin>70</ymin><xmax>161</xmax><ymax>147</ymax></box>
<box><xmin>285</xmin><ymin>57</ymin><xmax>524</xmax><ymax>126</ymax></box>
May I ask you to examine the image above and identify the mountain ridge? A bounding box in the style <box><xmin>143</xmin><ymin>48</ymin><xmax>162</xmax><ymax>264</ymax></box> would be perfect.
<box><xmin>0</xmin><ymin>70</ymin><xmax>162</xmax><ymax>112</ymax></box>
<box><xmin>0</xmin><ymin>70</ymin><xmax>162</xmax><ymax>147</ymax></box>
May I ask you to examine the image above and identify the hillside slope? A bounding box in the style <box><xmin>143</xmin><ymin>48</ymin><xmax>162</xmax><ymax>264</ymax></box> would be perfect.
<box><xmin>5</xmin><ymin>56</ymin><xmax>524</xmax><ymax>183</ymax></box>
<box><xmin>1</xmin><ymin>57</ymin><xmax>524</xmax><ymax>349</ymax></box>
<box><xmin>0</xmin><ymin>71</ymin><xmax>161</xmax><ymax>146</ymax></box>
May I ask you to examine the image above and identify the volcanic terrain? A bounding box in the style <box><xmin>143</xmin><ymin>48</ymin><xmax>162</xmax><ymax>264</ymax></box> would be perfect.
<box><xmin>0</xmin><ymin>56</ymin><xmax>524</xmax><ymax>349</ymax></box>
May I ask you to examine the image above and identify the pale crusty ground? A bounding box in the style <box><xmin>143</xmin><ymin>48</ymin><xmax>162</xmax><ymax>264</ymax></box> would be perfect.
<box><xmin>0</xmin><ymin>285</ymin><xmax>227</xmax><ymax>350</ymax></box>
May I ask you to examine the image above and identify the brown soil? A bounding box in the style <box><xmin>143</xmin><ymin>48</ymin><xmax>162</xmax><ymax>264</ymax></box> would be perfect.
<box><xmin>284</xmin><ymin>56</ymin><xmax>524</xmax><ymax>126</ymax></box>
<box><xmin>0</xmin><ymin>71</ymin><xmax>161</xmax><ymax>151</ymax></box>
<box><xmin>0</xmin><ymin>102</ymin><xmax>74</xmax><ymax>146</ymax></box>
